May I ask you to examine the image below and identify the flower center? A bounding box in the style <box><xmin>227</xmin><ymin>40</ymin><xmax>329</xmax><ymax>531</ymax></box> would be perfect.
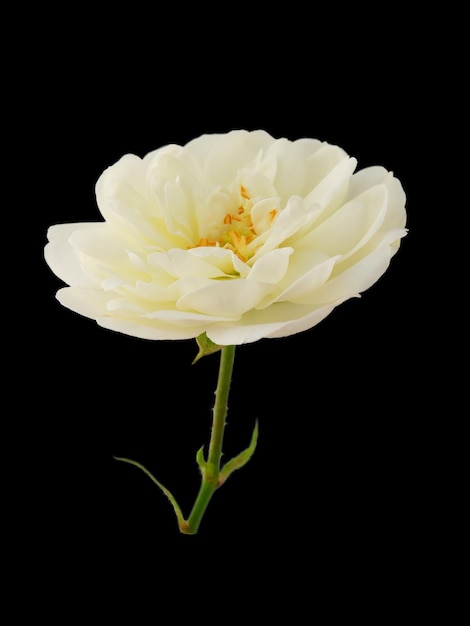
<box><xmin>190</xmin><ymin>185</ymin><xmax>277</xmax><ymax>262</ymax></box>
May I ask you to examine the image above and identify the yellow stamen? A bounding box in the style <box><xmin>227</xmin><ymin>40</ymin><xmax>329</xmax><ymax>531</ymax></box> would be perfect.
<box><xmin>192</xmin><ymin>237</ymin><xmax>217</xmax><ymax>248</ymax></box>
<box><xmin>230</xmin><ymin>230</ymin><xmax>241</xmax><ymax>247</ymax></box>
<box><xmin>240</xmin><ymin>185</ymin><xmax>250</xmax><ymax>199</ymax></box>
<box><xmin>190</xmin><ymin>189</ymin><xmax>263</xmax><ymax>262</ymax></box>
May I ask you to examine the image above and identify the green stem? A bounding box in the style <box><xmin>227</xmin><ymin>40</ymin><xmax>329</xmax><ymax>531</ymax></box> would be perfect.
<box><xmin>182</xmin><ymin>344</ymin><xmax>236</xmax><ymax>535</ymax></box>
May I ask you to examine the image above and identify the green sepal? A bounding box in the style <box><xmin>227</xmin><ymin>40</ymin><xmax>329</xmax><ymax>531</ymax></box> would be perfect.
<box><xmin>192</xmin><ymin>332</ymin><xmax>223</xmax><ymax>364</ymax></box>
<box><xmin>196</xmin><ymin>446</ymin><xmax>218</xmax><ymax>481</ymax></box>
<box><xmin>218</xmin><ymin>420</ymin><xmax>259</xmax><ymax>487</ymax></box>
<box><xmin>196</xmin><ymin>445</ymin><xmax>207</xmax><ymax>470</ymax></box>
<box><xmin>113</xmin><ymin>456</ymin><xmax>189</xmax><ymax>533</ymax></box>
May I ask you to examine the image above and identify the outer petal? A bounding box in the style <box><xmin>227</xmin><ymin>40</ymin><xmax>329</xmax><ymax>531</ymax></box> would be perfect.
<box><xmin>97</xmin><ymin>316</ymin><xmax>207</xmax><ymax>340</ymax></box>
<box><xmin>206</xmin><ymin>302</ymin><xmax>336</xmax><ymax>345</ymax></box>
<box><xmin>295</xmin><ymin>184</ymin><xmax>389</xmax><ymax>259</ymax></box>
<box><xmin>264</xmin><ymin>303</ymin><xmax>338</xmax><ymax>339</ymax></box>
<box><xmin>95</xmin><ymin>154</ymin><xmax>150</xmax><ymax>224</ymax></box>
<box><xmin>265</xmin><ymin>255</ymin><xmax>341</xmax><ymax>305</ymax></box>
<box><xmin>314</xmin><ymin>244</ymin><xmax>394</xmax><ymax>304</ymax></box>
<box><xmin>56</xmin><ymin>286</ymin><xmax>112</xmax><ymax>319</ymax></box>
<box><xmin>207</xmin><ymin>321</ymin><xmax>288</xmax><ymax>345</ymax></box>
<box><xmin>348</xmin><ymin>167</ymin><xmax>407</xmax><ymax>231</ymax></box>
<box><xmin>302</xmin><ymin>142</ymin><xmax>350</xmax><ymax>196</ymax></box>
<box><xmin>303</xmin><ymin>156</ymin><xmax>357</xmax><ymax>218</ymax></box>
<box><xmin>176</xmin><ymin>279</ymin><xmax>275</xmax><ymax>318</ymax></box>
<box><xmin>45</xmin><ymin>223</ymin><xmax>100</xmax><ymax>288</ymax></box>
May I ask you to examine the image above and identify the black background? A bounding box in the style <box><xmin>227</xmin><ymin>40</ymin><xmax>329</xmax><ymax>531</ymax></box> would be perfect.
<box><xmin>25</xmin><ymin>3</ymin><xmax>457</xmax><ymax>618</ymax></box>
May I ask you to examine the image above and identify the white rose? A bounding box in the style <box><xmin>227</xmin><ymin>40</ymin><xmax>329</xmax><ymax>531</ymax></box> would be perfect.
<box><xmin>45</xmin><ymin>130</ymin><xmax>407</xmax><ymax>345</ymax></box>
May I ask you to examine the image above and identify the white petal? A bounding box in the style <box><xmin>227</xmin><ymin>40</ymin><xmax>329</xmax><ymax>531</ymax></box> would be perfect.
<box><xmin>194</xmin><ymin>188</ymin><xmax>236</xmax><ymax>242</ymax></box>
<box><xmin>235</xmin><ymin>168</ymin><xmax>278</xmax><ymax>201</ymax></box>
<box><xmin>45</xmin><ymin>223</ymin><xmax>100</xmax><ymax>288</ymax></box>
<box><xmin>176</xmin><ymin>279</ymin><xmax>275</xmax><ymax>318</ymax></box>
<box><xmin>347</xmin><ymin>165</ymin><xmax>389</xmax><ymax>197</ymax></box>
<box><xmin>134</xmin><ymin>280</ymin><xmax>179</xmax><ymax>302</ymax></box>
<box><xmin>96</xmin><ymin>153</ymin><xmax>187</xmax><ymax>249</ymax></box>
<box><xmin>144</xmin><ymin>309</ymin><xmax>234</xmax><ymax>323</ymax></box>
<box><xmin>171</xmin><ymin>275</ymin><xmax>214</xmax><ymax>298</ymax></box>
<box><xmin>103</xmin><ymin>195</ymin><xmax>183</xmax><ymax>249</ymax></box>
<box><xmin>303</xmin><ymin>156</ymin><xmax>357</xmax><ymax>217</ymax></box>
<box><xmin>247</xmin><ymin>248</ymin><xmax>293</xmax><ymax>283</ymax></box>
<box><xmin>251</xmin><ymin>197</ymin><xmax>281</xmax><ymax>235</ymax></box>
<box><xmin>95</xmin><ymin>154</ymin><xmax>150</xmax><ymax>223</ymax></box>
<box><xmin>166</xmin><ymin>248</ymin><xmax>228</xmax><ymax>279</ymax></box>
<box><xmin>266</xmin><ymin>137</ymin><xmax>307</xmax><ymax>200</ymax></box>
<box><xmin>296</xmin><ymin>184</ymin><xmax>388</xmax><ymax>259</ymax></box>
<box><xmin>293</xmin><ymin>137</ymin><xmax>323</xmax><ymax>156</ymax></box>
<box><xmin>69</xmin><ymin>225</ymin><xmax>134</xmax><ymax>266</ymax></box>
<box><xmin>97</xmin><ymin>316</ymin><xmax>206</xmax><ymax>340</ymax></box>
<box><xmin>145</xmin><ymin>146</ymin><xmax>202</xmax><ymax>183</ymax></box>
<box><xmin>264</xmin><ymin>304</ymin><xmax>337</xmax><ymax>339</ymax></box>
<box><xmin>207</xmin><ymin>321</ymin><xmax>287</xmax><ymax>345</ymax></box>
<box><xmin>267</xmin><ymin>255</ymin><xmax>341</xmax><ymax>305</ymax></box>
<box><xmin>195</xmin><ymin>130</ymin><xmax>275</xmax><ymax>186</ymax></box>
<box><xmin>186</xmin><ymin>246</ymin><xmax>249</xmax><ymax>277</ymax></box>
<box><xmin>383</xmin><ymin>173</ymin><xmax>407</xmax><ymax>230</ymax></box>
<box><xmin>251</xmin><ymin>196</ymin><xmax>313</xmax><ymax>261</ymax></box>
<box><xmin>316</xmin><ymin>244</ymin><xmax>393</xmax><ymax>303</ymax></box>
<box><xmin>56</xmin><ymin>286</ymin><xmax>111</xmax><ymax>318</ymax></box>
<box><xmin>302</xmin><ymin>142</ymin><xmax>350</xmax><ymax>196</ymax></box>
<box><xmin>206</xmin><ymin>301</ymin><xmax>336</xmax><ymax>345</ymax></box>
<box><xmin>266</xmin><ymin>137</ymin><xmax>325</xmax><ymax>201</ymax></box>
<box><xmin>348</xmin><ymin>167</ymin><xmax>407</xmax><ymax>230</ymax></box>
<box><xmin>150</xmin><ymin>178</ymin><xmax>197</xmax><ymax>244</ymax></box>
<box><xmin>68</xmin><ymin>226</ymin><xmax>151</xmax><ymax>290</ymax></box>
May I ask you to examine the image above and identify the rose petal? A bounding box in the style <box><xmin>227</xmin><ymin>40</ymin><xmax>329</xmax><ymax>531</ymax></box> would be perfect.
<box><xmin>265</xmin><ymin>138</ymin><xmax>307</xmax><ymax>201</ymax></box>
<box><xmin>96</xmin><ymin>154</ymin><xmax>150</xmax><ymax>222</ymax></box>
<box><xmin>144</xmin><ymin>309</ymin><xmax>234</xmax><ymax>324</ymax></box>
<box><xmin>250</xmin><ymin>196</ymin><xmax>314</xmax><ymax>261</ymax></box>
<box><xmin>166</xmin><ymin>248</ymin><xmax>228</xmax><ymax>279</ymax></box>
<box><xmin>186</xmin><ymin>246</ymin><xmax>249</xmax><ymax>277</ymax></box>
<box><xmin>296</xmin><ymin>183</ymin><xmax>389</xmax><ymax>259</ymax></box>
<box><xmin>207</xmin><ymin>321</ymin><xmax>287</xmax><ymax>345</ymax></box>
<box><xmin>45</xmin><ymin>223</ymin><xmax>101</xmax><ymax>288</ymax></box>
<box><xmin>190</xmin><ymin>130</ymin><xmax>274</xmax><ymax>187</ymax></box>
<box><xmin>348</xmin><ymin>167</ymin><xmax>407</xmax><ymax>230</ymax></box>
<box><xmin>315</xmin><ymin>244</ymin><xmax>393</xmax><ymax>303</ymax></box>
<box><xmin>264</xmin><ymin>303</ymin><xmax>337</xmax><ymax>339</ymax></box>
<box><xmin>250</xmin><ymin>197</ymin><xmax>282</xmax><ymax>236</ymax></box>
<box><xmin>206</xmin><ymin>301</ymin><xmax>336</xmax><ymax>345</ymax></box>
<box><xmin>303</xmin><ymin>156</ymin><xmax>358</xmax><ymax>217</ymax></box>
<box><xmin>247</xmin><ymin>248</ymin><xmax>293</xmax><ymax>283</ymax></box>
<box><xmin>97</xmin><ymin>316</ymin><xmax>207</xmax><ymax>340</ymax></box>
<box><xmin>265</xmin><ymin>255</ymin><xmax>341</xmax><ymax>305</ymax></box>
<box><xmin>176</xmin><ymin>279</ymin><xmax>275</xmax><ymax>318</ymax></box>
<box><xmin>302</xmin><ymin>142</ymin><xmax>350</xmax><ymax>196</ymax></box>
<box><xmin>149</xmin><ymin>178</ymin><xmax>197</xmax><ymax>244</ymax></box>
<box><xmin>56</xmin><ymin>286</ymin><xmax>111</xmax><ymax>318</ymax></box>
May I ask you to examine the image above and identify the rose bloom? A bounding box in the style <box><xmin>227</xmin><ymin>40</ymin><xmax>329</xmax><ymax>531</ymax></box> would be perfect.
<box><xmin>45</xmin><ymin>130</ymin><xmax>407</xmax><ymax>345</ymax></box>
